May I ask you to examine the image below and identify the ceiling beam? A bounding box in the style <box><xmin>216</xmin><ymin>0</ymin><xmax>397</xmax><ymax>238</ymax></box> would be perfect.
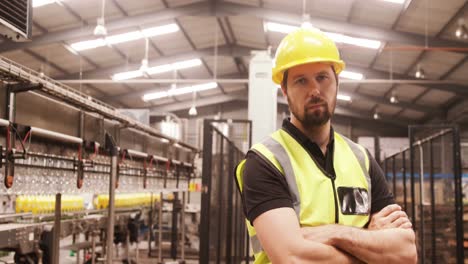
<box><xmin>348</xmin><ymin>64</ymin><xmax>468</xmax><ymax>97</ymax></box>
<box><xmin>217</xmin><ymin>2</ymin><xmax>468</xmax><ymax>53</ymax></box>
<box><xmin>56</xmin><ymin>45</ymin><xmax>252</xmax><ymax>80</ymax></box>
<box><xmin>101</xmin><ymin>72</ymin><xmax>244</xmax><ymax>102</ymax></box>
<box><xmin>150</xmin><ymin>90</ymin><xmax>247</xmax><ymax>113</ymax></box>
<box><xmin>0</xmin><ymin>2</ymin><xmax>208</xmax><ymax>53</ymax></box>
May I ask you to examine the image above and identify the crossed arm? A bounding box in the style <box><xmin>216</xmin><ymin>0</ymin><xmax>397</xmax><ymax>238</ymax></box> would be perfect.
<box><xmin>253</xmin><ymin>204</ymin><xmax>417</xmax><ymax>263</ymax></box>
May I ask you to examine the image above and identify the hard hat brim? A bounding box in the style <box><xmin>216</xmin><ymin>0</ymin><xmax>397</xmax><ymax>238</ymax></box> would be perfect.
<box><xmin>272</xmin><ymin>58</ymin><xmax>345</xmax><ymax>85</ymax></box>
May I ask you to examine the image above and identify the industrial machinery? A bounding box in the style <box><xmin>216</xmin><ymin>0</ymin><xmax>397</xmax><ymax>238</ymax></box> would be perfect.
<box><xmin>0</xmin><ymin>55</ymin><xmax>201</xmax><ymax>264</ymax></box>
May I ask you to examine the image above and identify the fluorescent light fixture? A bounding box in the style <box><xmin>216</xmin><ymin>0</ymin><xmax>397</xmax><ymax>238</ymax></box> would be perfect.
<box><xmin>337</xmin><ymin>94</ymin><xmax>352</xmax><ymax>101</ymax></box>
<box><xmin>265</xmin><ymin>22</ymin><xmax>381</xmax><ymax>49</ymax></box>
<box><xmin>143</xmin><ymin>82</ymin><xmax>218</xmax><ymax>102</ymax></box>
<box><xmin>112</xmin><ymin>59</ymin><xmax>202</xmax><ymax>81</ymax></box>
<box><xmin>70</xmin><ymin>23</ymin><xmax>179</xmax><ymax>52</ymax></box>
<box><xmin>33</xmin><ymin>0</ymin><xmax>57</xmax><ymax>7</ymax></box>
<box><xmin>324</xmin><ymin>32</ymin><xmax>381</xmax><ymax>49</ymax></box>
<box><xmin>112</xmin><ymin>70</ymin><xmax>143</xmax><ymax>81</ymax></box>
<box><xmin>339</xmin><ymin>70</ymin><xmax>364</xmax><ymax>80</ymax></box>
<box><xmin>381</xmin><ymin>0</ymin><xmax>405</xmax><ymax>3</ymax></box>
<box><xmin>265</xmin><ymin>22</ymin><xmax>297</xmax><ymax>34</ymax></box>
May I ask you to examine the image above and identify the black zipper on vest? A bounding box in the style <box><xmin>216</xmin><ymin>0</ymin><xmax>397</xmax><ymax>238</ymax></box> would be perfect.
<box><xmin>329</xmin><ymin>173</ymin><xmax>339</xmax><ymax>224</ymax></box>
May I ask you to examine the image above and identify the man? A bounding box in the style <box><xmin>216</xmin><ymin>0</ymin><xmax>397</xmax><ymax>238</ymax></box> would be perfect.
<box><xmin>235</xmin><ymin>27</ymin><xmax>417</xmax><ymax>263</ymax></box>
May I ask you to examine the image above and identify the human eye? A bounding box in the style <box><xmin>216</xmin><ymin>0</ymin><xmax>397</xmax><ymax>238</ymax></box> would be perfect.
<box><xmin>316</xmin><ymin>74</ymin><xmax>329</xmax><ymax>82</ymax></box>
<box><xmin>294</xmin><ymin>77</ymin><xmax>307</xmax><ymax>85</ymax></box>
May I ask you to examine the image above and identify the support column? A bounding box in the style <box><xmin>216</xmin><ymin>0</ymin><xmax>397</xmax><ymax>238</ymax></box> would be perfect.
<box><xmin>248</xmin><ymin>51</ymin><xmax>277</xmax><ymax>144</ymax></box>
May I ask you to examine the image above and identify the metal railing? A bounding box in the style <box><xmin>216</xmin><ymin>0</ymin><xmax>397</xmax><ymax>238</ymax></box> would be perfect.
<box><xmin>199</xmin><ymin>119</ymin><xmax>252</xmax><ymax>264</ymax></box>
<box><xmin>383</xmin><ymin>125</ymin><xmax>464</xmax><ymax>264</ymax></box>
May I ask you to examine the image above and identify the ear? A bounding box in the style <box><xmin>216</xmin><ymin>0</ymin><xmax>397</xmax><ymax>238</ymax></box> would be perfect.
<box><xmin>280</xmin><ymin>85</ymin><xmax>287</xmax><ymax>98</ymax></box>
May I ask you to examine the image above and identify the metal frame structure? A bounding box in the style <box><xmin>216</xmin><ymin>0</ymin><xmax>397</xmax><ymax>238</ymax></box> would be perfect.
<box><xmin>0</xmin><ymin>50</ymin><xmax>200</xmax><ymax>263</ymax></box>
<box><xmin>200</xmin><ymin>119</ymin><xmax>252</xmax><ymax>264</ymax></box>
<box><xmin>383</xmin><ymin>125</ymin><xmax>464</xmax><ymax>264</ymax></box>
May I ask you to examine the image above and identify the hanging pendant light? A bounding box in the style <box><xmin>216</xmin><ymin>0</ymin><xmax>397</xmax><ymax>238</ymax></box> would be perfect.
<box><xmin>94</xmin><ymin>0</ymin><xmax>107</xmax><ymax>36</ymax></box>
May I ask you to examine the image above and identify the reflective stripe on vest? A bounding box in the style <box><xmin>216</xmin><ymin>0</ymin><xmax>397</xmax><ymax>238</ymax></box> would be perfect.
<box><xmin>235</xmin><ymin>130</ymin><xmax>371</xmax><ymax>263</ymax></box>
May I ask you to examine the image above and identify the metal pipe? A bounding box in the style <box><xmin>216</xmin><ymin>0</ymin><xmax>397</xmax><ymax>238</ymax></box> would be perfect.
<box><xmin>418</xmin><ymin>144</ymin><xmax>425</xmax><ymax>264</ymax></box>
<box><xmin>158</xmin><ymin>192</ymin><xmax>163</xmax><ymax>264</ymax></box>
<box><xmin>429</xmin><ymin>139</ymin><xmax>436</xmax><ymax>263</ymax></box>
<box><xmin>56</xmin><ymin>78</ymin><xmax>464</xmax><ymax>85</ymax></box>
<box><xmin>0</xmin><ymin>119</ymin><xmax>8</xmax><ymax>127</ymax></box>
<box><xmin>181</xmin><ymin>191</ymin><xmax>186</xmax><ymax>261</ymax></box>
<box><xmin>392</xmin><ymin>156</ymin><xmax>396</xmax><ymax>199</ymax></box>
<box><xmin>126</xmin><ymin>149</ymin><xmax>148</xmax><ymax>159</ymax></box>
<box><xmin>409</xmin><ymin>128</ymin><xmax>416</xmax><ymax>231</ymax></box>
<box><xmin>385</xmin><ymin>128</ymin><xmax>453</xmax><ymax>160</ymax></box>
<box><xmin>216</xmin><ymin>136</ymin><xmax>224</xmax><ymax>264</ymax></box>
<box><xmin>402</xmin><ymin>151</ymin><xmax>407</xmax><ymax>213</ymax></box>
<box><xmin>452</xmin><ymin>127</ymin><xmax>464</xmax><ymax>263</ymax></box>
<box><xmin>52</xmin><ymin>193</ymin><xmax>61</xmax><ymax>264</ymax></box>
<box><xmin>106</xmin><ymin>155</ymin><xmax>118</xmax><ymax>264</ymax></box>
<box><xmin>91</xmin><ymin>232</ymin><xmax>96</xmax><ymax>264</ymax></box>
<box><xmin>30</xmin><ymin>127</ymin><xmax>83</xmax><ymax>144</ymax></box>
<box><xmin>152</xmin><ymin>155</ymin><xmax>168</xmax><ymax>163</ymax></box>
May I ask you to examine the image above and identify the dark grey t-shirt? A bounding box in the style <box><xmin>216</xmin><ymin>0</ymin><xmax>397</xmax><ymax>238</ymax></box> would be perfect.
<box><xmin>240</xmin><ymin>119</ymin><xmax>395</xmax><ymax>224</ymax></box>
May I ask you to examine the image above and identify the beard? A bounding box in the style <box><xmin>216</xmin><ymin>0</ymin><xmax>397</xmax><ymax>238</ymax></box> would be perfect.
<box><xmin>288</xmin><ymin>95</ymin><xmax>332</xmax><ymax>128</ymax></box>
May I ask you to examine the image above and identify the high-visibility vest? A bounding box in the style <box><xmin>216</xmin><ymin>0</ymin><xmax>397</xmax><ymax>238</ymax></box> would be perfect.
<box><xmin>235</xmin><ymin>129</ymin><xmax>371</xmax><ymax>264</ymax></box>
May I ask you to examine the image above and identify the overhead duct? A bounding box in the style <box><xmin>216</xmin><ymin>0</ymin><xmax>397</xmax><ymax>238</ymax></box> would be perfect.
<box><xmin>0</xmin><ymin>0</ymin><xmax>32</xmax><ymax>41</ymax></box>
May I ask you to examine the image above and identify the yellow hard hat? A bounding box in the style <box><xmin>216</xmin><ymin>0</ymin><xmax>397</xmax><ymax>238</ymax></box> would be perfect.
<box><xmin>272</xmin><ymin>27</ymin><xmax>345</xmax><ymax>84</ymax></box>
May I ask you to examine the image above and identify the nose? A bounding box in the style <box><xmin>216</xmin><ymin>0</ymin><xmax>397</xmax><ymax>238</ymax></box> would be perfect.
<box><xmin>306</xmin><ymin>79</ymin><xmax>321</xmax><ymax>97</ymax></box>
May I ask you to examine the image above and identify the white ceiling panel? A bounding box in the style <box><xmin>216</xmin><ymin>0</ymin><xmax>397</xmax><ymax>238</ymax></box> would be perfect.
<box><xmin>166</xmin><ymin>0</ymin><xmax>206</xmax><ymax>8</ymax></box>
<box><xmin>113</xmin><ymin>39</ymin><xmax>161</xmax><ymax>62</ymax></box>
<box><xmin>230</xmin><ymin>16</ymin><xmax>266</xmax><ymax>48</ymax></box>
<box><xmin>1</xmin><ymin>50</ymin><xmax>62</xmax><ymax>77</ymax></box>
<box><xmin>396</xmin><ymin>0</ymin><xmax>466</xmax><ymax>36</ymax></box>
<box><xmin>222</xmin><ymin>84</ymin><xmax>246</xmax><ymax>93</ymax></box>
<box><xmin>392</xmin><ymin>85</ymin><xmax>427</xmax><ymax>102</ymax></box>
<box><xmin>438</xmin><ymin>7</ymin><xmax>468</xmax><ymax>43</ymax></box>
<box><xmin>307</xmin><ymin>0</ymin><xmax>353</xmax><ymax>22</ymax></box>
<box><xmin>373</xmin><ymin>47</ymin><xmax>423</xmax><ymax>74</ymax></box>
<box><xmin>198</xmin><ymin>87</ymin><xmax>223</xmax><ymax>97</ymax></box>
<box><xmin>350</xmin><ymin>0</ymin><xmax>402</xmax><ymax>29</ymax></box>
<box><xmin>223</xmin><ymin>0</ymin><xmax>259</xmax><ymax>6</ymax></box>
<box><xmin>416</xmin><ymin>89</ymin><xmax>455</xmax><ymax>106</ymax></box>
<box><xmin>92</xmin><ymin>84</ymin><xmax>129</xmax><ymax>95</ymax></box>
<box><xmin>348</xmin><ymin>100</ymin><xmax>375</xmax><ymax>111</ymax></box>
<box><xmin>29</xmin><ymin>43</ymin><xmax>95</xmax><ymax>74</ymax></box>
<box><xmin>376</xmin><ymin>104</ymin><xmax>402</xmax><ymax>116</ymax></box>
<box><xmin>445</xmin><ymin>59</ymin><xmax>468</xmax><ymax>82</ymax></box>
<box><xmin>153</xmin><ymin>31</ymin><xmax>193</xmax><ymax>56</ymax></box>
<box><xmin>78</xmin><ymin>47</ymin><xmax>124</xmax><ymax>68</ymax></box>
<box><xmin>178</xmin><ymin>62</ymin><xmax>211</xmax><ymax>78</ymax></box>
<box><xmin>411</xmin><ymin>51</ymin><xmax>466</xmax><ymax>79</ymax></box>
<box><xmin>179</xmin><ymin>16</ymin><xmax>226</xmax><ymax>49</ymax></box>
<box><xmin>114</xmin><ymin>0</ymin><xmax>165</xmax><ymax>16</ymax></box>
<box><xmin>263</xmin><ymin>0</ymin><xmax>301</xmax><ymax>13</ymax></box>
<box><xmin>357</xmin><ymin>84</ymin><xmax>393</xmax><ymax>97</ymax></box>
<box><xmin>33</xmin><ymin>4</ymin><xmax>80</xmax><ymax>30</ymax></box>
<box><xmin>339</xmin><ymin>84</ymin><xmax>359</xmax><ymax>94</ymax></box>
<box><xmin>204</xmin><ymin>56</ymin><xmax>239</xmax><ymax>76</ymax></box>
<box><xmin>64</xmin><ymin>0</ymin><xmax>123</xmax><ymax>21</ymax></box>
<box><xmin>399</xmin><ymin>109</ymin><xmax>426</xmax><ymax>120</ymax></box>
<box><xmin>340</xmin><ymin>47</ymin><xmax>378</xmax><ymax>67</ymax></box>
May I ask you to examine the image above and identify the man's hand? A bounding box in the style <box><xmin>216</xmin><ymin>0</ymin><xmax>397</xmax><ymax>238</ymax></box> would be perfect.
<box><xmin>368</xmin><ymin>204</ymin><xmax>412</xmax><ymax>230</ymax></box>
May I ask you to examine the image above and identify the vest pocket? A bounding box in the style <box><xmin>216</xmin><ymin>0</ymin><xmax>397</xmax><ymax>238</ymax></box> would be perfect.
<box><xmin>337</xmin><ymin>187</ymin><xmax>369</xmax><ymax>215</ymax></box>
